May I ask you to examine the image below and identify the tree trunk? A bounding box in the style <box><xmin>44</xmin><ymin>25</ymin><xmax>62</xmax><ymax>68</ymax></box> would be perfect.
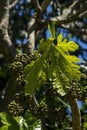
<box><xmin>0</xmin><ymin>0</ymin><xmax>16</xmax><ymax>63</ymax></box>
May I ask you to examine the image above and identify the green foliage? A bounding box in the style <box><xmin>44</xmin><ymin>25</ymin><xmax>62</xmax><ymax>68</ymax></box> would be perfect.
<box><xmin>24</xmin><ymin>25</ymin><xmax>81</xmax><ymax>96</ymax></box>
<box><xmin>0</xmin><ymin>111</ymin><xmax>41</xmax><ymax>130</ymax></box>
<box><xmin>48</xmin><ymin>22</ymin><xmax>56</xmax><ymax>38</ymax></box>
<box><xmin>24</xmin><ymin>110</ymin><xmax>41</xmax><ymax>130</ymax></box>
<box><xmin>0</xmin><ymin>112</ymin><xmax>19</xmax><ymax>130</ymax></box>
<box><xmin>24</xmin><ymin>58</ymin><xmax>47</xmax><ymax>94</ymax></box>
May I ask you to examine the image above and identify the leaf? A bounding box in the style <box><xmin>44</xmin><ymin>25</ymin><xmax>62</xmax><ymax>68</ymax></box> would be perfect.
<box><xmin>52</xmin><ymin>21</ymin><xmax>56</xmax><ymax>38</ymax></box>
<box><xmin>53</xmin><ymin>66</ymin><xmax>69</xmax><ymax>95</ymax></box>
<box><xmin>48</xmin><ymin>22</ymin><xmax>56</xmax><ymax>38</ymax></box>
<box><xmin>24</xmin><ymin>110</ymin><xmax>41</xmax><ymax>130</ymax></box>
<box><xmin>66</xmin><ymin>55</ymin><xmax>80</xmax><ymax>63</ymax></box>
<box><xmin>0</xmin><ymin>112</ymin><xmax>19</xmax><ymax>130</ymax></box>
<box><xmin>54</xmin><ymin>46</ymin><xmax>81</xmax><ymax>81</ymax></box>
<box><xmin>58</xmin><ymin>39</ymin><xmax>79</xmax><ymax>53</ymax></box>
<box><xmin>53</xmin><ymin>78</ymin><xmax>66</xmax><ymax>96</ymax></box>
<box><xmin>62</xmin><ymin>38</ymin><xmax>68</xmax><ymax>44</ymax></box>
<box><xmin>25</xmin><ymin>58</ymin><xmax>46</xmax><ymax>95</ymax></box>
<box><xmin>67</xmin><ymin>41</ymin><xmax>79</xmax><ymax>52</ymax></box>
<box><xmin>0</xmin><ymin>112</ymin><xmax>10</xmax><ymax>125</ymax></box>
<box><xmin>48</xmin><ymin>24</ymin><xmax>51</xmax><ymax>36</ymax></box>
<box><xmin>57</xmin><ymin>33</ymin><xmax>63</xmax><ymax>45</ymax></box>
<box><xmin>0</xmin><ymin>125</ymin><xmax>10</xmax><ymax>130</ymax></box>
<box><xmin>38</xmin><ymin>39</ymin><xmax>46</xmax><ymax>53</ymax></box>
<box><xmin>24</xmin><ymin>30</ymin><xmax>81</xmax><ymax>95</ymax></box>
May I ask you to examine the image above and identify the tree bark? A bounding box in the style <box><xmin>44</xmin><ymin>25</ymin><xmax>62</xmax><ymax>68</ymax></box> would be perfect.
<box><xmin>24</xmin><ymin>17</ymin><xmax>35</xmax><ymax>54</ymax></box>
<box><xmin>69</xmin><ymin>96</ymin><xmax>81</xmax><ymax>130</ymax></box>
<box><xmin>0</xmin><ymin>0</ymin><xmax>16</xmax><ymax>63</ymax></box>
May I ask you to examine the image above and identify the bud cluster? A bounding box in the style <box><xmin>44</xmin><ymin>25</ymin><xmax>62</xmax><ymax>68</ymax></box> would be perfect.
<box><xmin>26</xmin><ymin>95</ymin><xmax>38</xmax><ymax>116</ymax></box>
<box><xmin>14</xmin><ymin>53</ymin><xmax>29</xmax><ymax>66</ymax></box>
<box><xmin>37</xmin><ymin>102</ymin><xmax>48</xmax><ymax>118</ymax></box>
<box><xmin>8</xmin><ymin>100</ymin><xmax>24</xmax><ymax>116</ymax></box>
<box><xmin>66</xmin><ymin>82</ymin><xmax>82</xmax><ymax>99</ymax></box>
<box><xmin>8</xmin><ymin>52</ymin><xmax>40</xmax><ymax>117</ymax></box>
<box><xmin>15</xmin><ymin>74</ymin><xmax>25</xmax><ymax>88</ymax></box>
<box><xmin>28</xmin><ymin>51</ymin><xmax>41</xmax><ymax>63</ymax></box>
<box><xmin>10</xmin><ymin>61</ymin><xmax>23</xmax><ymax>73</ymax></box>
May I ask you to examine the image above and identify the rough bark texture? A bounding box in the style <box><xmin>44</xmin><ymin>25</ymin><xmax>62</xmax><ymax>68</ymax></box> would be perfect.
<box><xmin>69</xmin><ymin>96</ymin><xmax>81</xmax><ymax>130</ymax></box>
<box><xmin>0</xmin><ymin>0</ymin><xmax>16</xmax><ymax>63</ymax></box>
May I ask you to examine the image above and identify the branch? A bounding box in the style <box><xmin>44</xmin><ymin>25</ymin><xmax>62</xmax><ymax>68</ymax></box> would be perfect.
<box><xmin>51</xmin><ymin>2</ymin><xmax>87</xmax><ymax>25</ymax></box>
<box><xmin>79</xmin><ymin>10</ymin><xmax>87</xmax><ymax>18</ymax></box>
<box><xmin>35</xmin><ymin>1</ymin><xmax>87</xmax><ymax>33</ymax></box>
<box><xmin>33</xmin><ymin>0</ymin><xmax>42</xmax><ymax>12</ymax></box>
<box><xmin>60</xmin><ymin>24</ymin><xmax>87</xmax><ymax>43</ymax></box>
<box><xmin>67</xmin><ymin>0</ymin><xmax>84</xmax><ymax>16</ymax></box>
<box><xmin>70</xmin><ymin>0</ymin><xmax>83</xmax><ymax>9</ymax></box>
<box><xmin>24</xmin><ymin>17</ymin><xmax>36</xmax><ymax>54</ymax></box>
<box><xmin>9</xmin><ymin>0</ymin><xmax>19</xmax><ymax>10</ymax></box>
<box><xmin>69</xmin><ymin>96</ymin><xmax>81</xmax><ymax>130</ymax></box>
<box><xmin>41</xmin><ymin>0</ymin><xmax>51</xmax><ymax>13</ymax></box>
<box><xmin>0</xmin><ymin>0</ymin><xmax>16</xmax><ymax>63</ymax></box>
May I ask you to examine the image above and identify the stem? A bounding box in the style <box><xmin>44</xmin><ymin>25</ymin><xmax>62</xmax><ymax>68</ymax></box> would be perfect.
<box><xmin>69</xmin><ymin>96</ymin><xmax>81</xmax><ymax>130</ymax></box>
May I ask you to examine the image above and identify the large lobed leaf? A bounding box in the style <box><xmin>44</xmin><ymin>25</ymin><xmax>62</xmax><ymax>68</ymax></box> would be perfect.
<box><xmin>57</xmin><ymin>33</ymin><xmax>79</xmax><ymax>53</ymax></box>
<box><xmin>24</xmin><ymin>33</ymin><xmax>81</xmax><ymax>96</ymax></box>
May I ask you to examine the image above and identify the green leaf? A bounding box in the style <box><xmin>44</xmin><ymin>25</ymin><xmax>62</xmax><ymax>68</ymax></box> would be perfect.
<box><xmin>58</xmin><ymin>39</ymin><xmax>79</xmax><ymax>53</ymax></box>
<box><xmin>38</xmin><ymin>39</ymin><xmax>46</xmax><ymax>53</ymax></box>
<box><xmin>0</xmin><ymin>112</ymin><xmax>19</xmax><ymax>130</ymax></box>
<box><xmin>53</xmin><ymin>78</ymin><xmax>66</xmax><ymax>96</ymax></box>
<box><xmin>54</xmin><ymin>46</ymin><xmax>81</xmax><ymax>81</ymax></box>
<box><xmin>48</xmin><ymin>22</ymin><xmax>56</xmax><ymax>38</ymax></box>
<box><xmin>24</xmin><ymin>29</ymin><xmax>81</xmax><ymax>95</ymax></box>
<box><xmin>24</xmin><ymin>110</ymin><xmax>41</xmax><ymax>130</ymax></box>
<box><xmin>0</xmin><ymin>125</ymin><xmax>10</xmax><ymax>130</ymax></box>
<box><xmin>57</xmin><ymin>33</ymin><xmax>63</xmax><ymax>45</ymax></box>
<box><xmin>0</xmin><ymin>112</ymin><xmax>10</xmax><ymax>125</ymax></box>
<box><xmin>25</xmin><ymin>58</ymin><xmax>46</xmax><ymax>95</ymax></box>
<box><xmin>67</xmin><ymin>41</ymin><xmax>79</xmax><ymax>52</ymax></box>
